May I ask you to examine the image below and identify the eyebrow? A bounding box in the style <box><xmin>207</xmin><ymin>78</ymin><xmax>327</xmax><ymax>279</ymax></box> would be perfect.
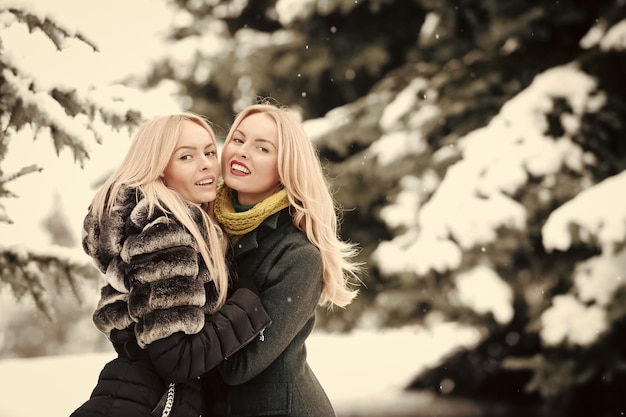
<box><xmin>255</xmin><ymin>138</ymin><xmax>277</xmax><ymax>150</ymax></box>
<box><xmin>235</xmin><ymin>130</ymin><xmax>277</xmax><ymax>150</ymax></box>
<box><xmin>174</xmin><ymin>143</ymin><xmax>216</xmax><ymax>152</ymax></box>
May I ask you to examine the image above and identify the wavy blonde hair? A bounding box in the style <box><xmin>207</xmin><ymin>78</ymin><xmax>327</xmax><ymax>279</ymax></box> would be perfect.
<box><xmin>224</xmin><ymin>103</ymin><xmax>361</xmax><ymax>308</ymax></box>
<box><xmin>90</xmin><ymin>113</ymin><xmax>229</xmax><ymax>310</ymax></box>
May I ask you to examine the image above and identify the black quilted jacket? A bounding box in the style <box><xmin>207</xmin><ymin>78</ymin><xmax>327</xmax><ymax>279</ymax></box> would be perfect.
<box><xmin>71</xmin><ymin>186</ymin><xmax>271</xmax><ymax>417</ymax></box>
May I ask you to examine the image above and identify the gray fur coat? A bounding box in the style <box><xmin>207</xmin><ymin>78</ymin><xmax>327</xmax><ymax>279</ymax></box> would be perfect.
<box><xmin>83</xmin><ymin>185</ymin><xmax>216</xmax><ymax>348</ymax></box>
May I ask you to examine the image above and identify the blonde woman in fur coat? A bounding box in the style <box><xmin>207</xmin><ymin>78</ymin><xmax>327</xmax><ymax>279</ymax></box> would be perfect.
<box><xmin>204</xmin><ymin>103</ymin><xmax>361</xmax><ymax>417</ymax></box>
<box><xmin>70</xmin><ymin>113</ymin><xmax>271</xmax><ymax>417</ymax></box>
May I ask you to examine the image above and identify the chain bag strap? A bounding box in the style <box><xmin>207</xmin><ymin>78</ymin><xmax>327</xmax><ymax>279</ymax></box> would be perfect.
<box><xmin>152</xmin><ymin>382</ymin><xmax>176</xmax><ymax>417</ymax></box>
<box><xmin>161</xmin><ymin>383</ymin><xmax>176</xmax><ymax>417</ymax></box>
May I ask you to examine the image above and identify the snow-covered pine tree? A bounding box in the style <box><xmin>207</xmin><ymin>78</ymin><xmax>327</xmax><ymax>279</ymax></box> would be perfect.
<box><xmin>303</xmin><ymin>1</ymin><xmax>626</xmax><ymax>416</ymax></box>
<box><xmin>0</xmin><ymin>5</ymin><xmax>143</xmax><ymax>318</ymax></box>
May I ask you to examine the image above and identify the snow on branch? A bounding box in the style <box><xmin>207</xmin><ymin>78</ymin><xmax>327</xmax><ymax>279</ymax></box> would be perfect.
<box><xmin>0</xmin><ymin>244</ymin><xmax>100</xmax><ymax>319</ymax></box>
<box><xmin>542</xmin><ymin>170</ymin><xmax>626</xmax><ymax>252</ymax></box>
<box><xmin>0</xmin><ymin>164</ymin><xmax>43</xmax><ymax>184</ymax></box>
<box><xmin>374</xmin><ymin>65</ymin><xmax>602</xmax><ymax>276</ymax></box>
<box><xmin>2</xmin><ymin>69</ymin><xmax>93</xmax><ymax>164</ymax></box>
<box><xmin>2</xmin><ymin>5</ymin><xmax>98</xmax><ymax>52</ymax></box>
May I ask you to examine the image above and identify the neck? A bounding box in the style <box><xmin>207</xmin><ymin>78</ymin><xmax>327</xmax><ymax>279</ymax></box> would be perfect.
<box><xmin>232</xmin><ymin>192</ymin><xmax>256</xmax><ymax>212</ymax></box>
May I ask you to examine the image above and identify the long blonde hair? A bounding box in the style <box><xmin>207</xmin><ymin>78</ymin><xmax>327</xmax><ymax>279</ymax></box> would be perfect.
<box><xmin>90</xmin><ymin>113</ymin><xmax>229</xmax><ymax>310</ymax></box>
<box><xmin>225</xmin><ymin>103</ymin><xmax>361</xmax><ymax>308</ymax></box>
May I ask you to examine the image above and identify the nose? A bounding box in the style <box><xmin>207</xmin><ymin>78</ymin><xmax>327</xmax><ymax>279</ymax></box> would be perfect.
<box><xmin>200</xmin><ymin>154</ymin><xmax>214</xmax><ymax>171</ymax></box>
<box><xmin>236</xmin><ymin>143</ymin><xmax>249</xmax><ymax>159</ymax></box>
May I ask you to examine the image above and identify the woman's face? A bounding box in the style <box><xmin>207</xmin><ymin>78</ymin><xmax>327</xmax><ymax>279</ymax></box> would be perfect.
<box><xmin>162</xmin><ymin>120</ymin><xmax>219</xmax><ymax>205</ymax></box>
<box><xmin>221</xmin><ymin>112</ymin><xmax>281</xmax><ymax>205</ymax></box>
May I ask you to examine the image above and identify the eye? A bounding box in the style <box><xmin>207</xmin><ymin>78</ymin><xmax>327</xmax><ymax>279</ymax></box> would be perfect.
<box><xmin>179</xmin><ymin>154</ymin><xmax>192</xmax><ymax>160</ymax></box>
<box><xmin>205</xmin><ymin>150</ymin><xmax>216</xmax><ymax>157</ymax></box>
<box><xmin>233</xmin><ymin>137</ymin><xmax>244</xmax><ymax>144</ymax></box>
<box><xmin>257</xmin><ymin>146</ymin><xmax>269</xmax><ymax>153</ymax></box>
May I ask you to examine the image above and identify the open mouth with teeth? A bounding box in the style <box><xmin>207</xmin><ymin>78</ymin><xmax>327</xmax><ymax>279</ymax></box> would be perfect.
<box><xmin>231</xmin><ymin>163</ymin><xmax>250</xmax><ymax>175</ymax></box>
<box><xmin>196</xmin><ymin>178</ymin><xmax>214</xmax><ymax>186</ymax></box>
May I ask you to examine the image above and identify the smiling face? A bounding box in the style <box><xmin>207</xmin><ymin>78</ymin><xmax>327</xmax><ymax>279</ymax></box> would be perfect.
<box><xmin>162</xmin><ymin>120</ymin><xmax>219</xmax><ymax>205</ymax></box>
<box><xmin>221</xmin><ymin>112</ymin><xmax>281</xmax><ymax>205</ymax></box>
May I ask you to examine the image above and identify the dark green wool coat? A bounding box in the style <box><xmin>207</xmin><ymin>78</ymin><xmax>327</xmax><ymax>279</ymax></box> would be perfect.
<box><xmin>206</xmin><ymin>208</ymin><xmax>336</xmax><ymax>417</ymax></box>
<box><xmin>71</xmin><ymin>186</ymin><xmax>271</xmax><ymax>417</ymax></box>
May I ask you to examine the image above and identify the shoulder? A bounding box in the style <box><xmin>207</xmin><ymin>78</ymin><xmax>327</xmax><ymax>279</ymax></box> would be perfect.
<box><xmin>109</xmin><ymin>190</ymin><xmax>204</xmax><ymax>262</ymax></box>
<box><xmin>268</xmin><ymin>211</ymin><xmax>321</xmax><ymax>265</ymax></box>
<box><xmin>82</xmin><ymin>185</ymin><xmax>141</xmax><ymax>272</ymax></box>
<box><xmin>263</xmin><ymin>209</ymin><xmax>314</xmax><ymax>247</ymax></box>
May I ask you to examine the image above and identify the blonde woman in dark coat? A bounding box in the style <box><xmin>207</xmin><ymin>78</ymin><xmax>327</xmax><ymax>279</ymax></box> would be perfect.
<box><xmin>207</xmin><ymin>103</ymin><xmax>362</xmax><ymax>417</ymax></box>
<box><xmin>71</xmin><ymin>113</ymin><xmax>271</xmax><ymax>417</ymax></box>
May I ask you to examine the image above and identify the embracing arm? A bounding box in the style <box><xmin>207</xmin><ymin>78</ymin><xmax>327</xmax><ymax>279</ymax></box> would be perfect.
<box><xmin>108</xmin><ymin>287</ymin><xmax>270</xmax><ymax>383</ymax></box>
<box><xmin>144</xmin><ymin>287</ymin><xmax>271</xmax><ymax>383</ymax></box>
<box><xmin>218</xmin><ymin>240</ymin><xmax>323</xmax><ymax>385</ymax></box>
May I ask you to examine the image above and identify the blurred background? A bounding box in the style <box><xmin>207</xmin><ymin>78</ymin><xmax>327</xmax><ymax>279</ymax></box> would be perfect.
<box><xmin>1</xmin><ymin>0</ymin><xmax>625</xmax><ymax>416</ymax></box>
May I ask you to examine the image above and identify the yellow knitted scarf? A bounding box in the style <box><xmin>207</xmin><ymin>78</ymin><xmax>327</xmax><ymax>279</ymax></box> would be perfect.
<box><xmin>214</xmin><ymin>184</ymin><xmax>290</xmax><ymax>243</ymax></box>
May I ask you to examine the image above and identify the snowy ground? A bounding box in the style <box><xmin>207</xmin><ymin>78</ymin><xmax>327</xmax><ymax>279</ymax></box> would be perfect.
<box><xmin>0</xmin><ymin>324</ymin><xmax>481</xmax><ymax>417</ymax></box>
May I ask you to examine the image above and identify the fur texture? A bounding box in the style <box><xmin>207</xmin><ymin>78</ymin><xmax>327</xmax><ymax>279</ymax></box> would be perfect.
<box><xmin>83</xmin><ymin>186</ymin><xmax>215</xmax><ymax>348</ymax></box>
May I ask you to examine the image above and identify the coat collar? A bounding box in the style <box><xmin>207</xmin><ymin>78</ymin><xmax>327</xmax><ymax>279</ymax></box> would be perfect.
<box><xmin>229</xmin><ymin>207</ymin><xmax>291</xmax><ymax>258</ymax></box>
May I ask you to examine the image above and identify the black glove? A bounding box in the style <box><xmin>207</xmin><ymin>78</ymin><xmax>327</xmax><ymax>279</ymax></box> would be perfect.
<box><xmin>110</xmin><ymin>327</ymin><xmax>148</xmax><ymax>360</ymax></box>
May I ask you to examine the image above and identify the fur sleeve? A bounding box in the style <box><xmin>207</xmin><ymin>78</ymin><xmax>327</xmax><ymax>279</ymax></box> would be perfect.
<box><xmin>123</xmin><ymin>199</ymin><xmax>208</xmax><ymax>348</ymax></box>
<box><xmin>81</xmin><ymin>186</ymin><xmax>138</xmax><ymax>276</ymax></box>
<box><xmin>84</xmin><ymin>187</ymin><xmax>138</xmax><ymax>335</ymax></box>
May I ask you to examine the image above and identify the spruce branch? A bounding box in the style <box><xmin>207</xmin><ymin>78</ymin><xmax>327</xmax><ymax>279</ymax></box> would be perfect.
<box><xmin>6</xmin><ymin>8</ymin><xmax>99</xmax><ymax>52</ymax></box>
<box><xmin>0</xmin><ymin>245</ymin><xmax>101</xmax><ymax>320</ymax></box>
